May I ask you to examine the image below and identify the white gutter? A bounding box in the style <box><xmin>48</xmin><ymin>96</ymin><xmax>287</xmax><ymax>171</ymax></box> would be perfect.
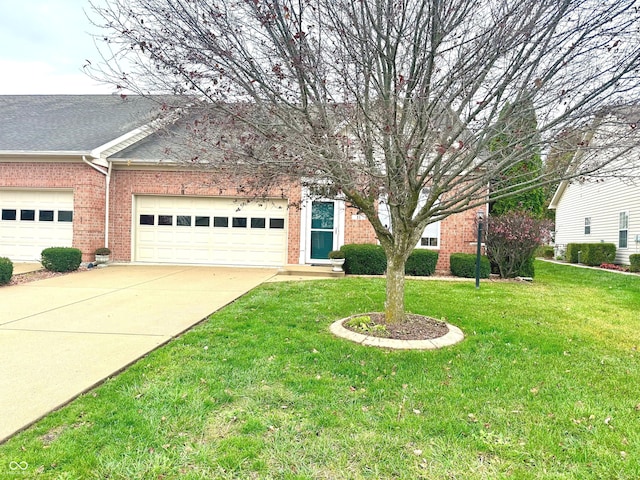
<box><xmin>82</xmin><ymin>155</ymin><xmax>111</xmax><ymax>249</ymax></box>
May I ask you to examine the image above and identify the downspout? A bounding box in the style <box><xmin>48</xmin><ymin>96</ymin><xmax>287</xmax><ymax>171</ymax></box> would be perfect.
<box><xmin>82</xmin><ymin>155</ymin><xmax>111</xmax><ymax>249</ymax></box>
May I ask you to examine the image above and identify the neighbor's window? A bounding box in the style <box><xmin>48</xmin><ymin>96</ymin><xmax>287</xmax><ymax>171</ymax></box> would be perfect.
<box><xmin>619</xmin><ymin>211</ymin><xmax>629</xmax><ymax>248</ymax></box>
<box><xmin>584</xmin><ymin>217</ymin><xmax>591</xmax><ymax>235</ymax></box>
<box><xmin>1</xmin><ymin>209</ymin><xmax>16</xmax><ymax>221</ymax></box>
<box><xmin>58</xmin><ymin>210</ymin><xmax>73</xmax><ymax>222</ymax></box>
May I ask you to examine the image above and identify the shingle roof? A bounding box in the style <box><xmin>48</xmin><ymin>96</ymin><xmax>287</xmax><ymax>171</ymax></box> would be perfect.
<box><xmin>0</xmin><ymin>95</ymin><xmax>167</xmax><ymax>152</ymax></box>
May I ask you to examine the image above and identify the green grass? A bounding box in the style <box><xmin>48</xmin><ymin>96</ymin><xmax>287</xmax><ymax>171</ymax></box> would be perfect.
<box><xmin>1</xmin><ymin>261</ymin><xmax>639</xmax><ymax>479</ymax></box>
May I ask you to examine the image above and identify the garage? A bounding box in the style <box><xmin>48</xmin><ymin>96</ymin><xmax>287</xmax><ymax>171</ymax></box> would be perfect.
<box><xmin>134</xmin><ymin>195</ymin><xmax>288</xmax><ymax>266</ymax></box>
<box><xmin>0</xmin><ymin>189</ymin><xmax>74</xmax><ymax>261</ymax></box>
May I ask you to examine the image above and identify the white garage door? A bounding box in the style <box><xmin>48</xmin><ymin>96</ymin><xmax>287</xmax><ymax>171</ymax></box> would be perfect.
<box><xmin>0</xmin><ymin>189</ymin><xmax>74</xmax><ymax>261</ymax></box>
<box><xmin>134</xmin><ymin>195</ymin><xmax>288</xmax><ymax>266</ymax></box>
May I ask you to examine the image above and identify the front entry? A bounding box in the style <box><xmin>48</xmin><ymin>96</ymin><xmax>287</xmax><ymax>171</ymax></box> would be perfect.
<box><xmin>309</xmin><ymin>201</ymin><xmax>336</xmax><ymax>260</ymax></box>
<box><xmin>300</xmin><ymin>195</ymin><xmax>345</xmax><ymax>264</ymax></box>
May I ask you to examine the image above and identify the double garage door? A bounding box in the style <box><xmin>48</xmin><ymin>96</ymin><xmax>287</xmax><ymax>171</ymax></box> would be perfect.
<box><xmin>134</xmin><ymin>196</ymin><xmax>288</xmax><ymax>267</ymax></box>
<box><xmin>0</xmin><ymin>189</ymin><xmax>74</xmax><ymax>261</ymax></box>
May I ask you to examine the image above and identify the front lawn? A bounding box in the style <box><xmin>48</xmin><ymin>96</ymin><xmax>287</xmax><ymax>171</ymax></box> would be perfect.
<box><xmin>1</xmin><ymin>262</ymin><xmax>639</xmax><ymax>479</ymax></box>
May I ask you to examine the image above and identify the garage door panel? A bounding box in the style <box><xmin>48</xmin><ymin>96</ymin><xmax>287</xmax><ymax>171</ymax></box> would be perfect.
<box><xmin>134</xmin><ymin>196</ymin><xmax>287</xmax><ymax>266</ymax></box>
<box><xmin>0</xmin><ymin>190</ymin><xmax>74</xmax><ymax>261</ymax></box>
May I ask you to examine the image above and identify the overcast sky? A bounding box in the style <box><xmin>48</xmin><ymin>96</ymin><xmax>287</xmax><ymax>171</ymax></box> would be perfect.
<box><xmin>0</xmin><ymin>0</ymin><xmax>114</xmax><ymax>94</ymax></box>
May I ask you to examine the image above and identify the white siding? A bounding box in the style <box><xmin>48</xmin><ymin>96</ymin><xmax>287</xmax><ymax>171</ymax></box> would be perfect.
<box><xmin>554</xmin><ymin>178</ymin><xmax>640</xmax><ymax>264</ymax></box>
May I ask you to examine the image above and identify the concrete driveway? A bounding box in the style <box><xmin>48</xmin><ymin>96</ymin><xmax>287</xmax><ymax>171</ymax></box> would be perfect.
<box><xmin>0</xmin><ymin>265</ymin><xmax>277</xmax><ymax>443</ymax></box>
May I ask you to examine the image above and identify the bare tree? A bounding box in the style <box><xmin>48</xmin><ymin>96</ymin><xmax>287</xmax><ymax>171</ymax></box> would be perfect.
<box><xmin>89</xmin><ymin>0</ymin><xmax>640</xmax><ymax>323</ymax></box>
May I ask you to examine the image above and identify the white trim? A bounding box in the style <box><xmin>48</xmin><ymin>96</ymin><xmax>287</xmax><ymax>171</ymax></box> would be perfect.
<box><xmin>299</xmin><ymin>189</ymin><xmax>345</xmax><ymax>264</ymax></box>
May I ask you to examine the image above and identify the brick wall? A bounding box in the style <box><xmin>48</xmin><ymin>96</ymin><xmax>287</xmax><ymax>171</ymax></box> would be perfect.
<box><xmin>0</xmin><ymin>161</ymin><xmax>106</xmax><ymax>261</ymax></box>
<box><xmin>1</xmin><ymin>160</ymin><xmax>485</xmax><ymax>270</ymax></box>
<box><xmin>343</xmin><ymin>205</ymin><xmax>378</xmax><ymax>245</ymax></box>
<box><xmin>437</xmin><ymin>209</ymin><xmax>482</xmax><ymax>274</ymax></box>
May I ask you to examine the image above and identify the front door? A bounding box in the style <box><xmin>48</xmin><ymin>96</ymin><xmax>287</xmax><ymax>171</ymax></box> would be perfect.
<box><xmin>309</xmin><ymin>201</ymin><xmax>336</xmax><ymax>260</ymax></box>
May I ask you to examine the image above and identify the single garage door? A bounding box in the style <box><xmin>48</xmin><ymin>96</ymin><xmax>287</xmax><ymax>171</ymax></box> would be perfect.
<box><xmin>0</xmin><ymin>189</ymin><xmax>74</xmax><ymax>261</ymax></box>
<box><xmin>134</xmin><ymin>195</ymin><xmax>288</xmax><ymax>266</ymax></box>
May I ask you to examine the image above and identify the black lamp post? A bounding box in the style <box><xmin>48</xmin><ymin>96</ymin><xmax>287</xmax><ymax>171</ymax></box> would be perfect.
<box><xmin>475</xmin><ymin>209</ymin><xmax>485</xmax><ymax>289</ymax></box>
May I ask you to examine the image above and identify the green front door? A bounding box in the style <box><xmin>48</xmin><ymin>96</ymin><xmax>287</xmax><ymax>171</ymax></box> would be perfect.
<box><xmin>310</xmin><ymin>201</ymin><xmax>335</xmax><ymax>260</ymax></box>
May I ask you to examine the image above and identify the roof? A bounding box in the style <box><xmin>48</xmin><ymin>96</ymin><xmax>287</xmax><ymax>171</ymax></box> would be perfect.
<box><xmin>0</xmin><ymin>95</ymin><xmax>169</xmax><ymax>153</ymax></box>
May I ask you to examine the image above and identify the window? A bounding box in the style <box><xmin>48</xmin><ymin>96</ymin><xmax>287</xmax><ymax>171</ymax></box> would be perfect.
<box><xmin>21</xmin><ymin>209</ymin><xmax>35</xmax><ymax>221</ymax></box>
<box><xmin>213</xmin><ymin>216</ymin><xmax>228</xmax><ymax>228</ymax></box>
<box><xmin>418</xmin><ymin>222</ymin><xmax>440</xmax><ymax>249</ymax></box>
<box><xmin>58</xmin><ymin>210</ymin><xmax>73</xmax><ymax>222</ymax></box>
<box><xmin>420</xmin><ymin>237</ymin><xmax>439</xmax><ymax>247</ymax></box>
<box><xmin>251</xmin><ymin>218</ymin><xmax>266</xmax><ymax>229</ymax></box>
<box><xmin>158</xmin><ymin>215</ymin><xmax>173</xmax><ymax>226</ymax></box>
<box><xmin>232</xmin><ymin>217</ymin><xmax>247</xmax><ymax>228</ymax></box>
<box><xmin>139</xmin><ymin>214</ymin><xmax>155</xmax><ymax>225</ymax></box>
<box><xmin>195</xmin><ymin>216</ymin><xmax>210</xmax><ymax>227</ymax></box>
<box><xmin>619</xmin><ymin>211</ymin><xmax>629</xmax><ymax>248</ymax></box>
<box><xmin>584</xmin><ymin>217</ymin><xmax>591</xmax><ymax>235</ymax></box>
<box><xmin>270</xmin><ymin>218</ymin><xmax>285</xmax><ymax>229</ymax></box>
<box><xmin>1</xmin><ymin>209</ymin><xmax>16</xmax><ymax>221</ymax></box>
<box><xmin>39</xmin><ymin>210</ymin><xmax>54</xmax><ymax>222</ymax></box>
<box><xmin>177</xmin><ymin>215</ymin><xmax>192</xmax><ymax>226</ymax></box>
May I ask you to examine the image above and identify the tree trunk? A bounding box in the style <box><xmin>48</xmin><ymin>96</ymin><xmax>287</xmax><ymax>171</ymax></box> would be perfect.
<box><xmin>384</xmin><ymin>253</ymin><xmax>406</xmax><ymax>324</ymax></box>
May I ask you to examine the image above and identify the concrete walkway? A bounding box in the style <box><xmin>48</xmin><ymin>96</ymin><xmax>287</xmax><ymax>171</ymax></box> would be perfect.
<box><xmin>0</xmin><ymin>265</ymin><xmax>276</xmax><ymax>443</ymax></box>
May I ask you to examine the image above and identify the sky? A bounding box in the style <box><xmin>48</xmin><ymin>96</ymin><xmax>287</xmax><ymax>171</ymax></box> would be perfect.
<box><xmin>0</xmin><ymin>0</ymin><xmax>114</xmax><ymax>94</ymax></box>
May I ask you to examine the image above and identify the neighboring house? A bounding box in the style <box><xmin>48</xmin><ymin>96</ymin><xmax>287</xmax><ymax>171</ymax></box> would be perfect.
<box><xmin>550</xmin><ymin>177</ymin><xmax>639</xmax><ymax>265</ymax></box>
<box><xmin>0</xmin><ymin>95</ymin><xmax>479</xmax><ymax>272</ymax></box>
<box><xmin>549</xmin><ymin>112</ymin><xmax>640</xmax><ymax>265</ymax></box>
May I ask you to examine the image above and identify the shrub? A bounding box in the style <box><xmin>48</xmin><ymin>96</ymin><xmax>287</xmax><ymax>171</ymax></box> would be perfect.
<box><xmin>0</xmin><ymin>257</ymin><xmax>13</xmax><ymax>285</ymax></box>
<box><xmin>41</xmin><ymin>247</ymin><xmax>82</xmax><ymax>273</ymax></box>
<box><xmin>485</xmin><ymin>211</ymin><xmax>552</xmax><ymax>278</ymax></box>
<box><xmin>518</xmin><ymin>256</ymin><xmax>535</xmax><ymax>278</ymax></box>
<box><xmin>566</xmin><ymin>243</ymin><xmax>585</xmax><ymax>263</ymax></box>
<box><xmin>405</xmin><ymin>249</ymin><xmax>439</xmax><ymax>276</ymax></box>
<box><xmin>535</xmin><ymin>246</ymin><xmax>554</xmax><ymax>259</ymax></box>
<box><xmin>340</xmin><ymin>244</ymin><xmax>386</xmax><ymax>275</ymax></box>
<box><xmin>95</xmin><ymin>247</ymin><xmax>111</xmax><ymax>255</ymax></box>
<box><xmin>450</xmin><ymin>253</ymin><xmax>490</xmax><ymax>279</ymax></box>
<box><xmin>581</xmin><ymin>243</ymin><xmax>616</xmax><ymax>266</ymax></box>
<box><xmin>630</xmin><ymin>254</ymin><xmax>640</xmax><ymax>273</ymax></box>
<box><xmin>328</xmin><ymin>250</ymin><xmax>345</xmax><ymax>259</ymax></box>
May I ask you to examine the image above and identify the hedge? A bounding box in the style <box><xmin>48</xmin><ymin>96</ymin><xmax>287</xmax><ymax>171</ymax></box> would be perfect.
<box><xmin>629</xmin><ymin>254</ymin><xmax>640</xmax><ymax>273</ymax></box>
<box><xmin>41</xmin><ymin>247</ymin><xmax>82</xmax><ymax>273</ymax></box>
<box><xmin>340</xmin><ymin>244</ymin><xmax>387</xmax><ymax>275</ymax></box>
<box><xmin>565</xmin><ymin>243</ymin><xmax>616</xmax><ymax>265</ymax></box>
<box><xmin>565</xmin><ymin>243</ymin><xmax>585</xmax><ymax>263</ymax></box>
<box><xmin>405</xmin><ymin>250</ymin><xmax>439</xmax><ymax>276</ymax></box>
<box><xmin>535</xmin><ymin>246</ymin><xmax>554</xmax><ymax>259</ymax></box>
<box><xmin>518</xmin><ymin>256</ymin><xmax>535</xmax><ymax>278</ymax></box>
<box><xmin>581</xmin><ymin>243</ymin><xmax>616</xmax><ymax>266</ymax></box>
<box><xmin>0</xmin><ymin>257</ymin><xmax>13</xmax><ymax>285</ymax></box>
<box><xmin>450</xmin><ymin>253</ymin><xmax>490</xmax><ymax>279</ymax></box>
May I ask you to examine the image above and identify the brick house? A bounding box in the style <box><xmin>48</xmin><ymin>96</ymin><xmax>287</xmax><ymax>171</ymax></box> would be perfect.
<box><xmin>0</xmin><ymin>95</ymin><xmax>480</xmax><ymax>272</ymax></box>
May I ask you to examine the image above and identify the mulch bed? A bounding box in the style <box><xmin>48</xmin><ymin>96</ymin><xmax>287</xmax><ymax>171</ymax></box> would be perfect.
<box><xmin>343</xmin><ymin>312</ymin><xmax>449</xmax><ymax>340</ymax></box>
<box><xmin>2</xmin><ymin>267</ymin><xmax>89</xmax><ymax>287</ymax></box>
